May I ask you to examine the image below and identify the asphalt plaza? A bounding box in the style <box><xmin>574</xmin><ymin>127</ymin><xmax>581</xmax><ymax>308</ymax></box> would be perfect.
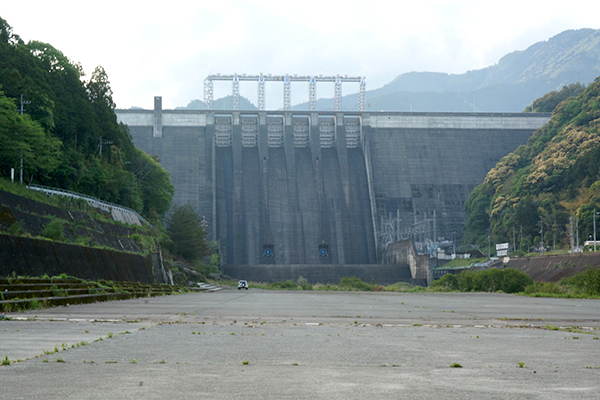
<box><xmin>1</xmin><ymin>290</ymin><xmax>600</xmax><ymax>399</ymax></box>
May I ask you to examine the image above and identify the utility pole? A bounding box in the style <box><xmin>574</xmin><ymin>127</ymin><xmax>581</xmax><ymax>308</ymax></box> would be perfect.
<box><xmin>433</xmin><ymin>209</ymin><xmax>437</xmax><ymax>248</ymax></box>
<box><xmin>540</xmin><ymin>219</ymin><xmax>544</xmax><ymax>255</ymax></box>
<box><xmin>594</xmin><ymin>210</ymin><xmax>598</xmax><ymax>252</ymax></box>
<box><xmin>569</xmin><ymin>215</ymin><xmax>574</xmax><ymax>253</ymax></box>
<box><xmin>16</xmin><ymin>95</ymin><xmax>29</xmax><ymax>185</ymax></box>
<box><xmin>488</xmin><ymin>228</ymin><xmax>491</xmax><ymax>258</ymax></box>
<box><xmin>19</xmin><ymin>94</ymin><xmax>30</xmax><ymax>115</ymax></box>
<box><xmin>99</xmin><ymin>136</ymin><xmax>113</xmax><ymax>156</ymax></box>
<box><xmin>520</xmin><ymin>225</ymin><xmax>523</xmax><ymax>247</ymax></box>
<box><xmin>452</xmin><ymin>231</ymin><xmax>456</xmax><ymax>258</ymax></box>
<box><xmin>576</xmin><ymin>217</ymin><xmax>580</xmax><ymax>252</ymax></box>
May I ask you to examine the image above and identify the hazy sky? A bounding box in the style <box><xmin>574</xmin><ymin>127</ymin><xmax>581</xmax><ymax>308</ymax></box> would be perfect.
<box><xmin>2</xmin><ymin>0</ymin><xmax>599</xmax><ymax>110</ymax></box>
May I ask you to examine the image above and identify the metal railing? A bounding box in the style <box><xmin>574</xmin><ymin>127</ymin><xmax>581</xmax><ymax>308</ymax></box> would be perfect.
<box><xmin>26</xmin><ymin>184</ymin><xmax>149</xmax><ymax>226</ymax></box>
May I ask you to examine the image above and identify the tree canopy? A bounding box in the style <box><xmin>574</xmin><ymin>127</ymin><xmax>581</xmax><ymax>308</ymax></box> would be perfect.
<box><xmin>463</xmin><ymin>78</ymin><xmax>600</xmax><ymax>251</ymax></box>
<box><xmin>166</xmin><ymin>203</ymin><xmax>209</xmax><ymax>262</ymax></box>
<box><xmin>524</xmin><ymin>83</ymin><xmax>586</xmax><ymax>113</ymax></box>
<box><xmin>0</xmin><ymin>17</ymin><xmax>173</xmax><ymax>221</ymax></box>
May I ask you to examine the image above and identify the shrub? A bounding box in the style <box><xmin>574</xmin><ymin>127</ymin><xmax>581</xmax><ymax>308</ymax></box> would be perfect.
<box><xmin>28</xmin><ymin>298</ymin><xmax>40</xmax><ymax>310</ymax></box>
<box><xmin>430</xmin><ymin>273</ymin><xmax>459</xmax><ymax>291</ymax></box>
<box><xmin>7</xmin><ymin>222</ymin><xmax>22</xmax><ymax>235</ymax></box>
<box><xmin>388</xmin><ymin>282</ymin><xmax>427</xmax><ymax>292</ymax></box>
<box><xmin>524</xmin><ymin>281</ymin><xmax>564</xmax><ymax>295</ymax></box>
<box><xmin>297</xmin><ymin>276</ymin><xmax>308</xmax><ymax>287</ymax></box>
<box><xmin>433</xmin><ymin>268</ymin><xmax>533</xmax><ymax>293</ymax></box>
<box><xmin>314</xmin><ymin>283</ymin><xmax>335</xmax><ymax>291</ymax></box>
<box><xmin>494</xmin><ymin>268</ymin><xmax>533</xmax><ymax>293</ymax></box>
<box><xmin>266</xmin><ymin>280</ymin><xmax>299</xmax><ymax>290</ymax></box>
<box><xmin>277</xmin><ymin>280</ymin><xmax>298</xmax><ymax>289</ymax></box>
<box><xmin>297</xmin><ymin>276</ymin><xmax>312</xmax><ymax>290</ymax></box>
<box><xmin>338</xmin><ymin>276</ymin><xmax>373</xmax><ymax>291</ymax></box>
<box><xmin>42</xmin><ymin>219</ymin><xmax>65</xmax><ymax>241</ymax></box>
<box><xmin>455</xmin><ymin>268</ymin><xmax>532</xmax><ymax>293</ymax></box>
<box><xmin>458</xmin><ymin>270</ymin><xmax>477</xmax><ymax>292</ymax></box>
<box><xmin>50</xmin><ymin>285</ymin><xmax>68</xmax><ymax>297</ymax></box>
<box><xmin>130</xmin><ymin>232</ymin><xmax>156</xmax><ymax>253</ymax></box>
<box><xmin>560</xmin><ymin>268</ymin><xmax>600</xmax><ymax>296</ymax></box>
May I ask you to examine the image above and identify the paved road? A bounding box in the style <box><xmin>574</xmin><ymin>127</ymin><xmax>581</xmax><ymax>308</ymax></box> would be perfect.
<box><xmin>1</xmin><ymin>290</ymin><xmax>599</xmax><ymax>399</ymax></box>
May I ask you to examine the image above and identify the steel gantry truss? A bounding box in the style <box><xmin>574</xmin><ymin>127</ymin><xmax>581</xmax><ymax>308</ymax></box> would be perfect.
<box><xmin>203</xmin><ymin>74</ymin><xmax>366</xmax><ymax>111</ymax></box>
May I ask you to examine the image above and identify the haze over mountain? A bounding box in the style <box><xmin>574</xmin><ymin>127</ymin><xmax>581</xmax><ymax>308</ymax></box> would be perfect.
<box><xmin>310</xmin><ymin>28</ymin><xmax>600</xmax><ymax>112</ymax></box>
<box><xmin>179</xmin><ymin>29</ymin><xmax>600</xmax><ymax>113</ymax></box>
<box><xmin>177</xmin><ymin>96</ymin><xmax>257</xmax><ymax>111</ymax></box>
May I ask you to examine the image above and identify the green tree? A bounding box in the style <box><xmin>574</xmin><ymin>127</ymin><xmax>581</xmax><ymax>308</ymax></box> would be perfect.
<box><xmin>0</xmin><ymin>89</ymin><xmax>61</xmax><ymax>181</ymax></box>
<box><xmin>0</xmin><ymin>17</ymin><xmax>175</xmax><ymax>221</ymax></box>
<box><xmin>524</xmin><ymin>83</ymin><xmax>586</xmax><ymax>113</ymax></box>
<box><xmin>166</xmin><ymin>203</ymin><xmax>209</xmax><ymax>262</ymax></box>
<box><xmin>133</xmin><ymin>151</ymin><xmax>174</xmax><ymax>221</ymax></box>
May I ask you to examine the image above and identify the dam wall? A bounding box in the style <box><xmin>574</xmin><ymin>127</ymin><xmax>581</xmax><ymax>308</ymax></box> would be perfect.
<box><xmin>117</xmin><ymin>100</ymin><xmax>550</xmax><ymax>269</ymax></box>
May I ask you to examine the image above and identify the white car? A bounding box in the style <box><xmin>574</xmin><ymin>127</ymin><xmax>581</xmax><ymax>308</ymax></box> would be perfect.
<box><xmin>237</xmin><ymin>280</ymin><xmax>248</xmax><ymax>290</ymax></box>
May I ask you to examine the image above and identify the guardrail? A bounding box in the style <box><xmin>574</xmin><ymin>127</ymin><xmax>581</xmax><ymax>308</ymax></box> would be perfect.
<box><xmin>26</xmin><ymin>184</ymin><xmax>150</xmax><ymax>226</ymax></box>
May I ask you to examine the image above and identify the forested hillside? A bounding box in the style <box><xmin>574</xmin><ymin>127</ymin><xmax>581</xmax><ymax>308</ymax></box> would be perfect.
<box><xmin>0</xmin><ymin>18</ymin><xmax>173</xmax><ymax>222</ymax></box>
<box><xmin>463</xmin><ymin>78</ymin><xmax>600</xmax><ymax>252</ymax></box>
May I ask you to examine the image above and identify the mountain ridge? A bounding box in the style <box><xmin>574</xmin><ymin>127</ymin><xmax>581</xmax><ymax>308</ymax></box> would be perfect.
<box><xmin>296</xmin><ymin>28</ymin><xmax>600</xmax><ymax>112</ymax></box>
<box><xmin>177</xmin><ymin>29</ymin><xmax>600</xmax><ymax>113</ymax></box>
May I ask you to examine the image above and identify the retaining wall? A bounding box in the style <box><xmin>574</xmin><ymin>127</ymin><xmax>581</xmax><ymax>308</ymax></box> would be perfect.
<box><xmin>506</xmin><ymin>253</ymin><xmax>600</xmax><ymax>282</ymax></box>
<box><xmin>0</xmin><ymin>234</ymin><xmax>155</xmax><ymax>283</ymax></box>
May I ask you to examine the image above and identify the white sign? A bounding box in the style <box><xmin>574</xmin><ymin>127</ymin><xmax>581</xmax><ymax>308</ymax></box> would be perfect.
<box><xmin>497</xmin><ymin>250</ymin><xmax>508</xmax><ymax>257</ymax></box>
<box><xmin>496</xmin><ymin>243</ymin><xmax>509</xmax><ymax>251</ymax></box>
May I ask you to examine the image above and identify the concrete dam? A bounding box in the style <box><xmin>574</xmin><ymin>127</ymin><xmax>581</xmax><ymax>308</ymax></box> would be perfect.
<box><xmin>116</xmin><ymin>98</ymin><xmax>550</xmax><ymax>282</ymax></box>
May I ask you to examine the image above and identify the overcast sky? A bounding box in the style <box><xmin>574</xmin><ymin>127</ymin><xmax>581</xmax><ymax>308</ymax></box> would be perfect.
<box><xmin>2</xmin><ymin>1</ymin><xmax>599</xmax><ymax>110</ymax></box>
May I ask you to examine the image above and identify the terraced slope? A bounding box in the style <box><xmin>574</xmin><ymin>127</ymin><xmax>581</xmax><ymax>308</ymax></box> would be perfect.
<box><xmin>0</xmin><ymin>277</ymin><xmax>182</xmax><ymax>312</ymax></box>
